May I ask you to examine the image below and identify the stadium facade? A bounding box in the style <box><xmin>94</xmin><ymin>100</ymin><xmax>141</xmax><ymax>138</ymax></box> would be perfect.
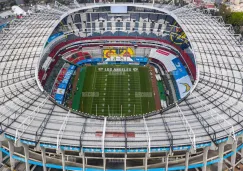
<box><xmin>0</xmin><ymin>1</ymin><xmax>242</xmax><ymax>171</ymax></box>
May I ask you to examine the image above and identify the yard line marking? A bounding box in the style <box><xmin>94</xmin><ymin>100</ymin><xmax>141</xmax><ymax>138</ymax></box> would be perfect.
<box><xmin>90</xmin><ymin>67</ymin><xmax>97</xmax><ymax>114</ymax></box>
<box><xmin>136</xmin><ymin>70</ymin><xmax>143</xmax><ymax>114</ymax></box>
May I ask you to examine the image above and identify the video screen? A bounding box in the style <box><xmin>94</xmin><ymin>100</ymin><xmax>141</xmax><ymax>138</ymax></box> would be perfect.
<box><xmin>110</xmin><ymin>6</ymin><xmax>127</xmax><ymax>13</ymax></box>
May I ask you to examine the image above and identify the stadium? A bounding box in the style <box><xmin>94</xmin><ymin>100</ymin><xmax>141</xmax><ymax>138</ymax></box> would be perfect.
<box><xmin>0</xmin><ymin>1</ymin><xmax>242</xmax><ymax>171</ymax></box>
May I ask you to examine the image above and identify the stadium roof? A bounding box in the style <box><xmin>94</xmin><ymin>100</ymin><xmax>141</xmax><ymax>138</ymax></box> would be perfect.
<box><xmin>0</xmin><ymin>2</ymin><xmax>242</xmax><ymax>152</ymax></box>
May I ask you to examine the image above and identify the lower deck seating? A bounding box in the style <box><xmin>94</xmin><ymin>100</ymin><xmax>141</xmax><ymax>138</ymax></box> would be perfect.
<box><xmin>67</xmin><ymin>51</ymin><xmax>91</xmax><ymax>64</ymax></box>
<box><xmin>51</xmin><ymin>67</ymin><xmax>68</xmax><ymax>97</ymax></box>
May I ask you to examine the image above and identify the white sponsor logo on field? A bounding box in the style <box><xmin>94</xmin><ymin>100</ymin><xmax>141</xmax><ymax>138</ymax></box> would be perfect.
<box><xmin>98</xmin><ymin>68</ymin><xmax>138</xmax><ymax>72</ymax></box>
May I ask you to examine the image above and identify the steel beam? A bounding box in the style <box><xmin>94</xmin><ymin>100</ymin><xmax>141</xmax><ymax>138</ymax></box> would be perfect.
<box><xmin>185</xmin><ymin>151</ymin><xmax>189</xmax><ymax>171</ymax></box>
<box><xmin>231</xmin><ymin>139</ymin><xmax>238</xmax><ymax>168</ymax></box>
<box><xmin>176</xmin><ymin>104</ymin><xmax>196</xmax><ymax>152</ymax></box>
<box><xmin>124</xmin><ymin>119</ymin><xmax>127</xmax><ymax>152</ymax></box>
<box><xmin>185</xmin><ymin>100</ymin><xmax>217</xmax><ymax>147</ymax></box>
<box><xmin>79</xmin><ymin>118</ymin><xmax>87</xmax><ymax>148</ymax></box>
<box><xmin>15</xmin><ymin>96</ymin><xmax>49</xmax><ymax>144</ymax></box>
<box><xmin>192</xmin><ymin>94</ymin><xmax>236</xmax><ymax>141</ymax></box>
<box><xmin>23</xmin><ymin>144</ymin><xmax>30</xmax><ymax>171</ymax></box>
<box><xmin>61</xmin><ymin>150</ymin><xmax>66</xmax><ymax>171</ymax></box>
<box><xmin>102</xmin><ymin>117</ymin><xmax>107</xmax><ymax>156</ymax></box>
<box><xmin>41</xmin><ymin>147</ymin><xmax>47</xmax><ymax>171</ymax></box>
<box><xmin>57</xmin><ymin>110</ymin><xmax>71</xmax><ymax>152</ymax></box>
<box><xmin>143</xmin><ymin>116</ymin><xmax>151</xmax><ymax>154</ymax></box>
<box><xmin>35</xmin><ymin>104</ymin><xmax>56</xmax><ymax>144</ymax></box>
<box><xmin>202</xmin><ymin>147</ymin><xmax>209</xmax><ymax>171</ymax></box>
<box><xmin>161</xmin><ymin>114</ymin><xmax>173</xmax><ymax>154</ymax></box>
<box><xmin>8</xmin><ymin>140</ymin><xmax>15</xmax><ymax>171</ymax></box>
<box><xmin>218</xmin><ymin>143</ymin><xmax>225</xmax><ymax>171</ymax></box>
<box><xmin>165</xmin><ymin>153</ymin><xmax>169</xmax><ymax>171</ymax></box>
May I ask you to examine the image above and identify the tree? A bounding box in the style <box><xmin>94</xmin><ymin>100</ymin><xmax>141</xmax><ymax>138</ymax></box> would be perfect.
<box><xmin>228</xmin><ymin>12</ymin><xmax>243</xmax><ymax>34</ymax></box>
<box><xmin>215</xmin><ymin>4</ymin><xmax>243</xmax><ymax>35</ymax></box>
<box><xmin>229</xmin><ymin>12</ymin><xmax>243</xmax><ymax>26</ymax></box>
<box><xmin>218</xmin><ymin>4</ymin><xmax>231</xmax><ymax>23</ymax></box>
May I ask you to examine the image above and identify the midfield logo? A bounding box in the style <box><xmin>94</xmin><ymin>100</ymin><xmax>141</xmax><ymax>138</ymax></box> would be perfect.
<box><xmin>99</xmin><ymin>68</ymin><xmax>138</xmax><ymax>72</ymax></box>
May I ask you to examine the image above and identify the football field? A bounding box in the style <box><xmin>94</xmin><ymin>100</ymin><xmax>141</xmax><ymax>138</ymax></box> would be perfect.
<box><xmin>79</xmin><ymin>65</ymin><xmax>155</xmax><ymax>116</ymax></box>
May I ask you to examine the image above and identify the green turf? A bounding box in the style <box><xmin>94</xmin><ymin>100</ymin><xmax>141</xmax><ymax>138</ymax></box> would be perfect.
<box><xmin>78</xmin><ymin>65</ymin><xmax>155</xmax><ymax>116</ymax></box>
<box><xmin>157</xmin><ymin>81</ymin><xmax>166</xmax><ymax>101</ymax></box>
<box><xmin>72</xmin><ymin>67</ymin><xmax>86</xmax><ymax>110</ymax></box>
